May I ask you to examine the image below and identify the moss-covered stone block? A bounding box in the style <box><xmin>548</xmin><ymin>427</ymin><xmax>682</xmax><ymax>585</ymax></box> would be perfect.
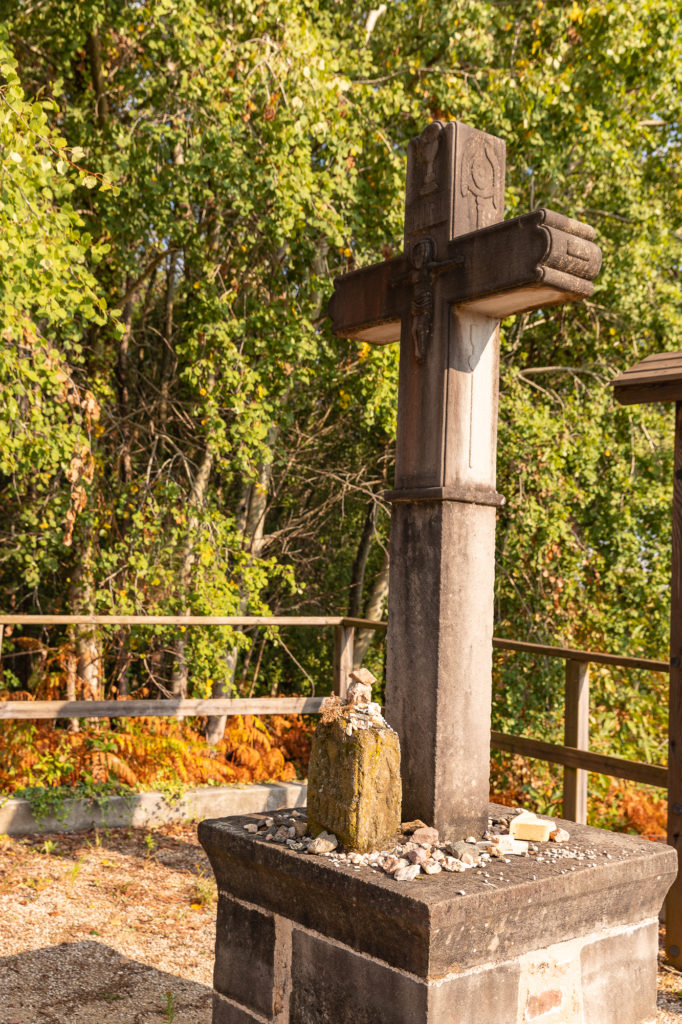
<box><xmin>307</xmin><ymin>714</ymin><xmax>401</xmax><ymax>852</ymax></box>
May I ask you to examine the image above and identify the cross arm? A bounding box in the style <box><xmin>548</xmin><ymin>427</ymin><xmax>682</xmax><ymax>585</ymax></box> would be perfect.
<box><xmin>444</xmin><ymin>208</ymin><xmax>602</xmax><ymax>317</ymax></box>
<box><xmin>327</xmin><ymin>255</ymin><xmax>409</xmax><ymax>345</ymax></box>
<box><xmin>327</xmin><ymin>209</ymin><xmax>601</xmax><ymax>345</ymax></box>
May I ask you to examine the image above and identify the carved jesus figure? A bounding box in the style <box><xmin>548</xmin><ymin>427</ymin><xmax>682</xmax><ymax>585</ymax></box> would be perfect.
<box><xmin>409</xmin><ymin>238</ymin><xmax>435</xmax><ymax>363</ymax></box>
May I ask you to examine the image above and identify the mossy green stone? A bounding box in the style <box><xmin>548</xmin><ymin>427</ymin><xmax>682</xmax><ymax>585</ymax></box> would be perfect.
<box><xmin>307</xmin><ymin>715</ymin><xmax>402</xmax><ymax>853</ymax></box>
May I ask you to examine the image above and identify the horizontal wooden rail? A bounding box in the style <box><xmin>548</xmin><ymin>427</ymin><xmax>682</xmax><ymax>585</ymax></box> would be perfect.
<box><xmin>0</xmin><ymin>697</ymin><xmax>324</xmax><ymax>720</ymax></box>
<box><xmin>491</xmin><ymin>730</ymin><xmax>667</xmax><ymax>789</ymax></box>
<box><xmin>0</xmin><ymin>614</ymin><xmax>380</xmax><ymax>628</ymax></box>
<box><xmin>492</xmin><ymin>637</ymin><xmax>668</xmax><ymax>673</ymax></box>
<box><xmin>0</xmin><ymin>615</ymin><xmax>661</xmax><ymax>667</ymax></box>
<box><xmin>342</xmin><ymin>617</ymin><xmax>387</xmax><ymax>631</ymax></box>
<box><xmin>2</xmin><ymin>703</ymin><xmax>667</xmax><ymax>789</ymax></box>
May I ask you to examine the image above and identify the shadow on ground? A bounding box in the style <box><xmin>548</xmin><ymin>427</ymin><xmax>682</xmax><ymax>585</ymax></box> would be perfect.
<box><xmin>0</xmin><ymin>939</ymin><xmax>212</xmax><ymax>1024</ymax></box>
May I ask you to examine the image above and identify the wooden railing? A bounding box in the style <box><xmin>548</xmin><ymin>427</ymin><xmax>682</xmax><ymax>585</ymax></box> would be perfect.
<box><xmin>0</xmin><ymin>614</ymin><xmax>669</xmax><ymax>825</ymax></box>
<box><xmin>489</xmin><ymin>638</ymin><xmax>669</xmax><ymax>822</ymax></box>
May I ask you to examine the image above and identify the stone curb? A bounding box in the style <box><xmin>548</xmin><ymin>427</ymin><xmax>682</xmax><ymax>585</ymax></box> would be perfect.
<box><xmin>0</xmin><ymin>782</ymin><xmax>307</xmax><ymax>835</ymax></box>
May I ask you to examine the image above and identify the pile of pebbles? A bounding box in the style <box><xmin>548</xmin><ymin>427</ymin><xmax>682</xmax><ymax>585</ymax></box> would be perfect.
<box><xmin>239</xmin><ymin>810</ymin><xmax>625</xmax><ymax>883</ymax></box>
<box><xmin>243</xmin><ymin>809</ymin><xmax>310</xmax><ymax>851</ymax></box>
<box><xmin>342</xmin><ymin>700</ymin><xmax>390</xmax><ymax>736</ymax></box>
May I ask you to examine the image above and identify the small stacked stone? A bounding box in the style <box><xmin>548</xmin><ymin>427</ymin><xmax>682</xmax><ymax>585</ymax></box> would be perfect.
<box><xmin>341</xmin><ymin>699</ymin><xmax>386</xmax><ymax>736</ymax></box>
<box><xmin>339</xmin><ymin>668</ymin><xmax>389</xmax><ymax>735</ymax></box>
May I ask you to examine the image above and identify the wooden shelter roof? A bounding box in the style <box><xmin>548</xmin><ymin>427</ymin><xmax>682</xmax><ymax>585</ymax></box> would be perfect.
<box><xmin>611</xmin><ymin>351</ymin><xmax>682</xmax><ymax>405</ymax></box>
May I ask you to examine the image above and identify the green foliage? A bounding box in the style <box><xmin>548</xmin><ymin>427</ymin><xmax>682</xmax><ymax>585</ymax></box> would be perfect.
<box><xmin>163</xmin><ymin>991</ymin><xmax>177</xmax><ymax>1024</ymax></box>
<box><xmin>0</xmin><ymin>26</ymin><xmax>114</xmax><ymax>590</ymax></box>
<box><xmin>0</xmin><ymin>1</ymin><xmax>681</xmax><ymax>793</ymax></box>
<box><xmin>9</xmin><ymin>781</ymin><xmax>131</xmax><ymax>824</ymax></box>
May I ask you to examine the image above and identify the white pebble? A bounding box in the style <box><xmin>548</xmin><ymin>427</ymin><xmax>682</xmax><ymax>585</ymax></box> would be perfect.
<box><xmin>308</xmin><ymin>831</ymin><xmax>338</xmax><ymax>855</ymax></box>
<box><xmin>383</xmin><ymin>856</ymin><xmax>409</xmax><ymax>875</ymax></box>
<box><xmin>394</xmin><ymin>863</ymin><xmax>421</xmax><ymax>881</ymax></box>
<box><xmin>442</xmin><ymin>857</ymin><xmax>465</xmax><ymax>873</ymax></box>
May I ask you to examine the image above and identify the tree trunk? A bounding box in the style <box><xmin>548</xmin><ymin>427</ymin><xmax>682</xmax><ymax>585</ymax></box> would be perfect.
<box><xmin>86</xmin><ymin>29</ymin><xmax>109</xmax><ymax>128</ymax></box>
<box><xmin>310</xmin><ymin>236</ymin><xmax>330</xmax><ymax>322</ymax></box>
<box><xmin>68</xmin><ymin>542</ymin><xmax>103</xmax><ymax>716</ymax></box>
<box><xmin>115</xmin><ymin>285</ymin><xmax>134</xmax><ymax>483</ymax></box>
<box><xmin>205</xmin><ymin>444</ymin><xmax>274</xmax><ymax>744</ymax></box>
<box><xmin>348</xmin><ymin>500</ymin><xmax>377</xmax><ymax>619</ymax></box>
<box><xmin>114</xmin><ymin>628</ymin><xmax>130</xmax><ymax>697</ymax></box>
<box><xmin>353</xmin><ymin>549</ymin><xmax>389</xmax><ymax>668</ymax></box>
<box><xmin>169</xmin><ymin>442</ymin><xmax>214</xmax><ymax>698</ymax></box>
<box><xmin>65</xmin><ymin>638</ymin><xmax>79</xmax><ymax>733</ymax></box>
<box><xmin>204</xmin><ymin>592</ymin><xmax>247</xmax><ymax>744</ymax></box>
<box><xmin>159</xmin><ymin>249</ymin><xmax>179</xmax><ymax>433</ymax></box>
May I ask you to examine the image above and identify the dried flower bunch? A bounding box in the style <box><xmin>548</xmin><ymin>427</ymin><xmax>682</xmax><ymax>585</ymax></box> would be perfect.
<box><xmin>320</xmin><ymin>694</ymin><xmax>345</xmax><ymax>724</ymax></box>
<box><xmin>319</xmin><ymin>668</ymin><xmax>378</xmax><ymax>725</ymax></box>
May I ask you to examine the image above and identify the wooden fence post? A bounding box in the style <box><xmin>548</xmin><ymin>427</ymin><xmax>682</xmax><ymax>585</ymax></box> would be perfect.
<box><xmin>333</xmin><ymin>625</ymin><xmax>354</xmax><ymax>700</ymax></box>
<box><xmin>666</xmin><ymin>400</ymin><xmax>682</xmax><ymax>965</ymax></box>
<box><xmin>563</xmin><ymin>658</ymin><xmax>590</xmax><ymax>824</ymax></box>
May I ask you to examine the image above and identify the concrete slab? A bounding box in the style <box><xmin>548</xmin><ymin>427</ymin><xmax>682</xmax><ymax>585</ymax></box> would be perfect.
<box><xmin>0</xmin><ymin>782</ymin><xmax>307</xmax><ymax>835</ymax></box>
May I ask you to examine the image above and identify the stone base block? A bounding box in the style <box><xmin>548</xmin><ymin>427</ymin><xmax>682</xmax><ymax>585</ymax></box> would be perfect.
<box><xmin>199</xmin><ymin>804</ymin><xmax>676</xmax><ymax>1024</ymax></box>
<box><xmin>213</xmin><ymin>906</ymin><xmax>656</xmax><ymax>1024</ymax></box>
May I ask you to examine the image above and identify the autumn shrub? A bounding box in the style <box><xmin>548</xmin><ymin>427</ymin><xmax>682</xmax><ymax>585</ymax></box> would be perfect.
<box><xmin>0</xmin><ymin>713</ymin><xmax>313</xmax><ymax>796</ymax></box>
<box><xmin>490</xmin><ymin>750</ymin><xmax>667</xmax><ymax>838</ymax></box>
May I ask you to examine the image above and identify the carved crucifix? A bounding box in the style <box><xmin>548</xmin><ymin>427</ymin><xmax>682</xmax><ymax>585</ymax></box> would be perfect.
<box><xmin>328</xmin><ymin>120</ymin><xmax>602</xmax><ymax>840</ymax></box>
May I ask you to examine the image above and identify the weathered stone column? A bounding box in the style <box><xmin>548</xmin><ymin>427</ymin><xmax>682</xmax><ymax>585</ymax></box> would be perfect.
<box><xmin>382</xmin><ymin>125</ymin><xmax>505</xmax><ymax>839</ymax></box>
<box><xmin>386</xmin><ymin>500</ymin><xmax>497</xmax><ymax>837</ymax></box>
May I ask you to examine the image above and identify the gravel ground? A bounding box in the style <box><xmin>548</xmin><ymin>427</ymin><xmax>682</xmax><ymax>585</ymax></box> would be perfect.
<box><xmin>0</xmin><ymin>822</ymin><xmax>680</xmax><ymax>1023</ymax></box>
<box><xmin>0</xmin><ymin>824</ymin><xmax>214</xmax><ymax>1023</ymax></box>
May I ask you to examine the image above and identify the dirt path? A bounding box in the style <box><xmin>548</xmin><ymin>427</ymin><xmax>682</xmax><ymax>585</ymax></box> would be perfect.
<box><xmin>0</xmin><ymin>822</ymin><xmax>681</xmax><ymax>1023</ymax></box>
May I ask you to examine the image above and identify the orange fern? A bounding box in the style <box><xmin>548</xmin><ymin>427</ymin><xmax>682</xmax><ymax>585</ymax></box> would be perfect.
<box><xmin>0</xmin><ymin>698</ymin><xmax>313</xmax><ymax>794</ymax></box>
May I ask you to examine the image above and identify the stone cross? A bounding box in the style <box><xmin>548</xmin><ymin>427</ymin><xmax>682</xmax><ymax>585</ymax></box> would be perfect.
<box><xmin>328</xmin><ymin>120</ymin><xmax>602</xmax><ymax>840</ymax></box>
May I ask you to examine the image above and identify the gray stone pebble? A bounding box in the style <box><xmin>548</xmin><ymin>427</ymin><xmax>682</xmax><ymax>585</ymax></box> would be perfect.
<box><xmin>307</xmin><ymin>831</ymin><xmax>338</xmax><ymax>855</ymax></box>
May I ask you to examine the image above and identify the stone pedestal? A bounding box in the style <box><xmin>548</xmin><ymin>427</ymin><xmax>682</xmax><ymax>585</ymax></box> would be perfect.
<box><xmin>199</xmin><ymin>805</ymin><xmax>676</xmax><ymax>1024</ymax></box>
